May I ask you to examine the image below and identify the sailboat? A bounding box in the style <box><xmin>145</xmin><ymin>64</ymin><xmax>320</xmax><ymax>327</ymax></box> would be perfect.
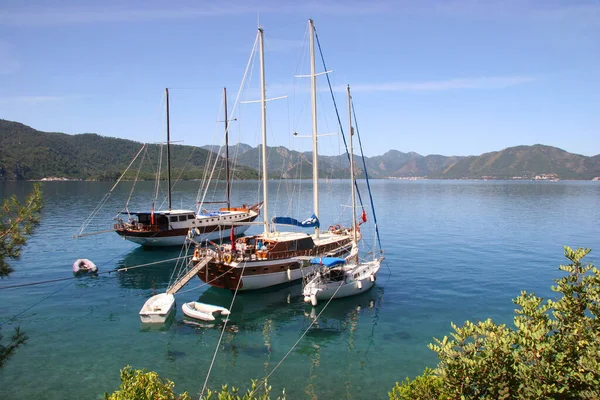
<box><xmin>191</xmin><ymin>20</ymin><xmax>355</xmax><ymax>290</ymax></box>
<box><xmin>114</xmin><ymin>87</ymin><xmax>261</xmax><ymax>247</ymax></box>
<box><xmin>302</xmin><ymin>85</ymin><xmax>384</xmax><ymax>306</ymax></box>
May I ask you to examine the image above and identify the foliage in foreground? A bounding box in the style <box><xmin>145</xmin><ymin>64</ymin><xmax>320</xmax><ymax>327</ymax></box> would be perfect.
<box><xmin>0</xmin><ymin>183</ymin><xmax>42</xmax><ymax>367</ymax></box>
<box><xmin>105</xmin><ymin>366</ymin><xmax>286</xmax><ymax>400</ymax></box>
<box><xmin>390</xmin><ymin>246</ymin><xmax>600</xmax><ymax>400</ymax></box>
<box><xmin>0</xmin><ymin>182</ymin><xmax>42</xmax><ymax>277</ymax></box>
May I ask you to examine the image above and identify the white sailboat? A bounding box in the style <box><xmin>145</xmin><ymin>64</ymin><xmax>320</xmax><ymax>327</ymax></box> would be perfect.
<box><xmin>192</xmin><ymin>20</ymin><xmax>355</xmax><ymax>291</ymax></box>
<box><xmin>302</xmin><ymin>85</ymin><xmax>384</xmax><ymax>306</ymax></box>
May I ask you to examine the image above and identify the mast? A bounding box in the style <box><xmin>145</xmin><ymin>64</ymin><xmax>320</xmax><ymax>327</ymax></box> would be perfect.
<box><xmin>224</xmin><ymin>87</ymin><xmax>231</xmax><ymax>211</ymax></box>
<box><xmin>259</xmin><ymin>27</ymin><xmax>269</xmax><ymax>237</ymax></box>
<box><xmin>348</xmin><ymin>85</ymin><xmax>357</xmax><ymax>244</ymax></box>
<box><xmin>309</xmin><ymin>19</ymin><xmax>319</xmax><ymax>238</ymax></box>
<box><xmin>166</xmin><ymin>87</ymin><xmax>172</xmax><ymax>211</ymax></box>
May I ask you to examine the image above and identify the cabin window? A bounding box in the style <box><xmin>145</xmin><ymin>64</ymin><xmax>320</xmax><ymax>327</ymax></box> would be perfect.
<box><xmin>179</xmin><ymin>216</ymin><xmax>187</xmax><ymax>222</ymax></box>
<box><xmin>169</xmin><ymin>217</ymin><xmax>177</xmax><ymax>223</ymax></box>
<box><xmin>188</xmin><ymin>215</ymin><xmax>195</xmax><ymax>220</ymax></box>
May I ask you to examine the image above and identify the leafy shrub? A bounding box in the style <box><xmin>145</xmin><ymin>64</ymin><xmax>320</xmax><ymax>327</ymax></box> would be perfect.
<box><xmin>391</xmin><ymin>246</ymin><xmax>600</xmax><ymax>400</ymax></box>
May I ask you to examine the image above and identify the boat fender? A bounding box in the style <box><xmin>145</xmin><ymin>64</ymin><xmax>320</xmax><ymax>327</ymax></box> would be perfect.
<box><xmin>310</xmin><ymin>294</ymin><xmax>318</xmax><ymax>307</ymax></box>
<box><xmin>370</xmin><ymin>274</ymin><xmax>375</xmax><ymax>282</ymax></box>
<box><xmin>286</xmin><ymin>268</ymin><xmax>291</xmax><ymax>281</ymax></box>
<box><xmin>224</xmin><ymin>253</ymin><xmax>232</xmax><ymax>263</ymax></box>
<box><xmin>357</xmin><ymin>280</ymin><xmax>363</xmax><ymax>290</ymax></box>
<box><xmin>304</xmin><ymin>296</ymin><xmax>311</xmax><ymax>303</ymax></box>
<box><xmin>194</xmin><ymin>248</ymin><xmax>200</xmax><ymax>259</ymax></box>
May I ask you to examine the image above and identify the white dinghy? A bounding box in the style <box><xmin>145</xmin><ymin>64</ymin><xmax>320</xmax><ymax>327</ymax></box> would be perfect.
<box><xmin>182</xmin><ymin>301</ymin><xmax>230</xmax><ymax>322</ymax></box>
<box><xmin>72</xmin><ymin>258</ymin><xmax>98</xmax><ymax>274</ymax></box>
<box><xmin>139</xmin><ymin>293</ymin><xmax>176</xmax><ymax>324</ymax></box>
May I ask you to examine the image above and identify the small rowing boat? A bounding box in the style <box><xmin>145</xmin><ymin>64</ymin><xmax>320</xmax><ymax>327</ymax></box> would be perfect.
<box><xmin>182</xmin><ymin>301</ymin><xmax>230</xmax><ymax>321</ymax></box>
<box><xmin>72</xmin><ymin>258</ymin><xmax>98</xmax><ymax>274</ymax></box>
<box><xmin>139</xmin><ymin>293</ymin><xmax>176</xmax><ymax>324</ymax></box>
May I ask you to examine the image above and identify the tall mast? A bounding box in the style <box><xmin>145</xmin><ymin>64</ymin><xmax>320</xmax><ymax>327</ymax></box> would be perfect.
<box><xmin>166</xmin><ymin>87</ymin><xmax>172</xmax><ymax>211</ymax></box>
<box><xmin>347</xmin><ymin>85</ymin><xmax>357</xmax><ymax>244</ymax></box>
<box><xmin>259</xmin><ymin>27</ymin><xmax>269</xmax><ymax>237</ymax></box>
<box><xmin>309</xmin><ymin>19</ymin><xmax>319</xmax><ymax>238</ymax></box>
<box><xmin>224</xmin><ymin>87</ymin><xmax>231</xmax><ymax>211</ymax></box>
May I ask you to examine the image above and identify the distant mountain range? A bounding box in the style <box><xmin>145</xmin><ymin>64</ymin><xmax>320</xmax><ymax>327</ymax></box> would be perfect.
<box><xmin>1</xmin><ymin>119</ymin><xmax>599</xmax><ymax>181</ymax></box>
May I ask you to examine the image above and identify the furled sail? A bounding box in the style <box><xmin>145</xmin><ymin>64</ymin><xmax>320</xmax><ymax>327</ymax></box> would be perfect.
<box><xmin>271</xmin><ymin>214</ymin><xmax>320</xmax><ymax>228</ymax></box>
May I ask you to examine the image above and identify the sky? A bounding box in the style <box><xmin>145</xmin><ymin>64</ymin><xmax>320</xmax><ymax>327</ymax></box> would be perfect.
<box><xmin>0</xmin><ymin>0</ymin><xmax>599</xmax><ymax>157</ymax></box>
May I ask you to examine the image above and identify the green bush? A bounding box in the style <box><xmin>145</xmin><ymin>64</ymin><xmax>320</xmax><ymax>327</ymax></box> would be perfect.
<box><xmin>391</xmin><ymin>246</ymin><xmax>600</xmax><ymax>400</ymax></box>
<box><xmin>105</xmin><ymin>366</ymin><xmax>285</xmax><ymax>400</ymax></box>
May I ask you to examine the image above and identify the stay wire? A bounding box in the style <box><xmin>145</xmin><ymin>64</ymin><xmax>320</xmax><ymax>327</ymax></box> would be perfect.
<box><xmin>313</xmin><ymin>25</ymin><xmax>367</xmax><ymax>217</ymax></box>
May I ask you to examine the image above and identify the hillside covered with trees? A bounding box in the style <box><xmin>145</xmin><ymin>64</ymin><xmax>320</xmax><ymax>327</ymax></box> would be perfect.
<box><xmin>2</xmin><ymin>119</ymin><xmax>599</xmax><ymax>181</ymax></box>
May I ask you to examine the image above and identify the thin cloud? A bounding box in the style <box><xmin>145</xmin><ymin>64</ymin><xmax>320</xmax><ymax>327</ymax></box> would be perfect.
<box><xmin>0</xmin><ymin>1</ymin><xmax>394</xmax><ymax>26</ymax></box>
<box><xmin>341</xmin><ymin>76</ymin><xmax>537</xmax><ymax>93</ymax></box>
<box><xmin>0</xmin><ymin>96</ymin><xmax>67</xmax><ymax>105</ymax></box>
<box><xmin>0</xmin><ymin>43</ymin><xmax>20</xmax><ymax>74</ymax></box>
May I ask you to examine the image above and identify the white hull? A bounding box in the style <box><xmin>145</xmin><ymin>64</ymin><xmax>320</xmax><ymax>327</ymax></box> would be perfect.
<box><xmin>303</xmin><ymin>259</ymin><xmax>382</xmax><ymax>306</ymax></box>
<box><xmin>125</xmin><ymin>234</ymin><xmax>187</xmax><ymax>247</ymax></box>
<box><xmin>237</xmin><ymin>263</ymin><xmax>320</xmax><ymax>291</ymax></box>
<box><xmin>123</xmin><ymin>223</ymin><xmax>252</xmax><ymax>247</ymax></box>
<box><xmin>182</xmin><ymin>301</ymin><xmax>230</xmax><ymax>321</ymax></box>
<box><xmin>139</xmin><ymin>293</ymin><xmax>176</xmax><ymax>323</ymax></box>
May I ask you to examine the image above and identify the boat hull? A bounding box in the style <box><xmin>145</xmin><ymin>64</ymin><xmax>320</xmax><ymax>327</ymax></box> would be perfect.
<box><xmin>182</xmin><ymin>302</ymin><xmax>230</xmax><ymax>321</ymax></box>
<box><xmin>307</xmin><ymin>277</ymin><xmax>376</xmax><ymax>304</ymax></box>
<box><xmin>139</xmin><ymin>293</ymin><xmax>176</xmax><ymax>324</ymax></box>
<box><xmin>117</xmin><ymin>224</ymin><xmax>252</xmax><ymax>247</ymax></box>
<box><xmin>303</xmin><ymin>259</ymin><xmax>382</xmax><ymax>305</ymax></box>
<box><xmin>196</xmin><ymin>237</ymin><xmax>353</xmax><ymax>291</ymax></box>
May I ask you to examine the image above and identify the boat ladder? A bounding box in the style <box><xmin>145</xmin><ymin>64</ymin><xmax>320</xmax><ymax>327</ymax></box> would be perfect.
<box><xmin>166</xmin><ymin>255</ymin><xmax>212</xmax><ymax>295</ymax></box>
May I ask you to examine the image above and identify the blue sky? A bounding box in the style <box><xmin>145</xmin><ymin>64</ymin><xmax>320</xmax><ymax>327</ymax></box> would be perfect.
<box><xmin>1</xmin><ymin>0</ymin><xmax>598</xmax><ymax>157</ymax></box>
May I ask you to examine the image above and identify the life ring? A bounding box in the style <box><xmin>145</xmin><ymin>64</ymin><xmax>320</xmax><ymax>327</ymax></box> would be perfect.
<box><xmin>194</xmin><ymin>248</ymin><xmax>200</xmax><ymax>259</ymax></box>
<box><xmin>224</xmin><ymin>253</ymin><xmax>232</xmax><ymax>263</ymax></box>
<box><xmin>328</xmin><ymin>225</ymin><xmax>334</xmax><ymax>231</ymax></box>
<box><xmin>334</xmin><ymin>224</ymin><xmax>341</xmax><ymax>232</ymax></box>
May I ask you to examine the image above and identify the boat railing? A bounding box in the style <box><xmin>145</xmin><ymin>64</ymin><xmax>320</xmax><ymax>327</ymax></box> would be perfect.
<box><xmin>113</xmin><ymin>222</ymin><xmax>161</xmax><ymax>232</ymax></box>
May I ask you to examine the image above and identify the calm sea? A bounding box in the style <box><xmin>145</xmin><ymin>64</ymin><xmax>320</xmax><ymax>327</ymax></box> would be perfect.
<box><xmin>0</xmin><ymin>180</ymin><xmax>599</xmax><ymax>399</ymax></box>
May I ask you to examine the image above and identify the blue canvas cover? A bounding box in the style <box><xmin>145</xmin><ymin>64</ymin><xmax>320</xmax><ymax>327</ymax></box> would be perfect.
<box><xmin>271</xmin><ymin>214</ymin><xmax>320</xmax><ymax>228</ymax></box>
<box><xmin>309</xmin><ymin>257</ymin><xmax>346</xmax><ymax>267</ymax></box>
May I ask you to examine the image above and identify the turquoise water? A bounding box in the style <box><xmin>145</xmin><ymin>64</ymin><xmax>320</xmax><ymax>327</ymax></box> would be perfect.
<box><xmin>1</xmin><ymin>180</ymin><xmax>599</xmax><ymax>399</ymax></box>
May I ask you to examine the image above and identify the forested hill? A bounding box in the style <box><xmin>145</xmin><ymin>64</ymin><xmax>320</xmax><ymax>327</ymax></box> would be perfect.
<box><xmin>0</xmin><ymin>119</ymin><xmax>258</xmax><ymax>181</ymax></box>
<box><xmin>1</xmin><ymin>119</ymin><xmax>599</xmax><ymax>180</ymax></box>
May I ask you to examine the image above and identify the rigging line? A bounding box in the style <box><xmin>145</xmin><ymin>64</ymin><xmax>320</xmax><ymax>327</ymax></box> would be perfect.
<box><xmin>0</xmin><ymin>256</ymin><xmax>189</xmax><ymax>291</ymax></box>
<box><xmin>313</xmin><ymin>26</ymin><xmax>367</xmax><ymax>216</ymax></box>
<box><xmin>125</xmin><ymin>144</ymin><xmax>148</xmax><ymax>213</ymax></box>
<box><xmin>0</xmin><ymin>280</ymin><xmax>75</xmax><ymax>326</ymax></box>
<box><xmin>249</xmin><ymin>282</ymin><xmax>345</xmax><ymax>397</ymax></box>
<box><xmin>351</xmin><ymin>98</ymin><xmax>383</xmax><ymax>254</ymax></box>
<box><xmin>155</xmin><ymin>143</ymin><xmax>164</xmax><ymax>210</ymax></box>
<box><xmin>199</xmin><ymin>260</ymin><xmax>248</xmax><ymax>399</ymax></box>
<box><xmin>0</xmin><ymin>246</ymin><xmax>137</xmax><ymax>324</ymax></box>
<box><xmin>198</xmin><ymin>33</ymin><xmax>259</xmax><ymax>210</ymax></box>
<box><xmin>76</xmin><ymin>139</ymin><xmax>144</xmax><ymax>235</ymax></box>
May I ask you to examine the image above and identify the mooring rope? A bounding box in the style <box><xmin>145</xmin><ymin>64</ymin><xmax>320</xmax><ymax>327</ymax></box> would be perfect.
<box><xmin>199</xmin><ymin>259</ymin><xmax>248</xmax><ymax>399</ymax></box>
<box><xmin>248</xmin><ymin>282</ymin><xmax>344</xmax><ymax>397</ymax></box>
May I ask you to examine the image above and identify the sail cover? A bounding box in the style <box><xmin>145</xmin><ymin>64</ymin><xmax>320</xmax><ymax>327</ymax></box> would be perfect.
<box><xmin>309</xmin><ymin>257</ymin><xmax>346</xmax><ymax>267</ymax></box>
<box><xmin>271</xmin><ymin>214</ymin><xmax>320</xmax><ymax>228</ymax></box>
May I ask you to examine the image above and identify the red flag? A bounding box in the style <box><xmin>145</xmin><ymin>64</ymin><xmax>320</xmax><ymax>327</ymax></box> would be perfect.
<box><xmin>361</xmin><ymin>209</ymin><xmax>367</xmax><ymax>223</ymax></box>
<box><xmin>230</xmin><ymin>227</ymin><xmax>236</xmax><ymax>252</ymax></box>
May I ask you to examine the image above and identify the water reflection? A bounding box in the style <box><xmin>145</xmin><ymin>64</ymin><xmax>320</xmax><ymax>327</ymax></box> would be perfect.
<box><xmin>116</xmin><ymin>247</ymin><xmax>187</xmax><ymax>290</ymax></box>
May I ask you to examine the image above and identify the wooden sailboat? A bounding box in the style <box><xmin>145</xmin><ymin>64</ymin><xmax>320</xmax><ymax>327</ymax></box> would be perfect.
<box><xmin>114</xmin><ymin>88</ymin><xmax>261</xmax><ymax>247</ymax></box>
<box><xmin>192</xmin><ymin>20</ymin><xmax>354</xmax><ymax>291</ymax></box>
<box><xmin>302</xmin><ymin>85</ymin><xmax>384</xmax><ymax>306</ymax></box>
